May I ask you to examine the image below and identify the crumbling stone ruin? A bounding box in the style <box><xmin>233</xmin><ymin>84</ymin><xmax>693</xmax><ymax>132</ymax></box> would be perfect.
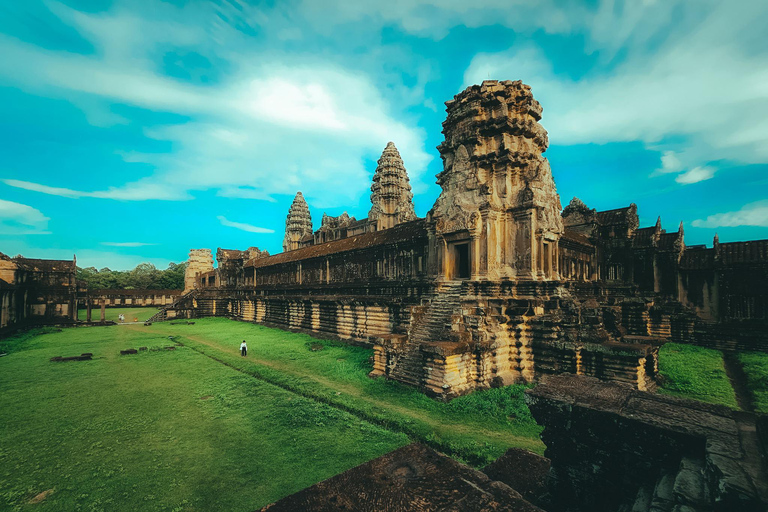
<box><xmin>525</xmin><ymin>375</ymin><xmax>768</xmax><ymax>511</ymax></box>
<box><xmin>261</xmin><ymin>375</ymin><xmax>768</xmax><ymax>511</ymax></box>
<box><xmin>183</xmin><ymin>249</ymin><xmax>214</xmax><ymax>292</ymax></box>
<box><xmin>156</xmin><ymin>80</ymin><xmax>767</xmax><ymax>399</ymax></box>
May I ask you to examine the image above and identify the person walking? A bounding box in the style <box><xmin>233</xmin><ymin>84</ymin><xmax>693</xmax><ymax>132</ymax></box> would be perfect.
<box><xmin>240</xmin><ymin>340</ymin><xmax>247</xmax><ymax>357</ymax></box>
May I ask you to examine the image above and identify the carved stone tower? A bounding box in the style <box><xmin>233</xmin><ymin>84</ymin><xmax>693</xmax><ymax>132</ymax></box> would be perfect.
<box><xmin>184</xmin><ymin>249</ymin><xmax>214</xmax><ymax>292</ymax></box>
<box><xmin>283</xmin><ymin>192</ymin><xmax>313</xmax><ymax>252</ymax></box>
<box><xmin>368</xmin><ymin>142</ymin><xmax>417</xmax><ymax>231</ymax></box>
<box><xmin>428</xmin><ymin>80</ymin><xmax>563</xmax><ymax>280</ymax></box>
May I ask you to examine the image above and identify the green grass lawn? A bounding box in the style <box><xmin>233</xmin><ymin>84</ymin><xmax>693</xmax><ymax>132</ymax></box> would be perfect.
<box><xmin>658</xmin><ymin>343</ymin><xmax>738</xmax><ymax>408</ymax></box>
<box><xmin>136</xmin><ymin>318</ymin><xmax>544</xmax><ymax>462</ymax></box>
<box><xmin>77</xmin><ymin>307</ymin><xmax>159</xmax><ymax>323</ymax></box>
<box><xmin>738</xmin><ymin>351</ymin><xmax>768</xmax><ymax>414</ymax></box>
<box><xmin>0</xmin><ymin>326</ymin><xmax>408</xmax><ymax>512</ymax></box>
<box><xmin>0</xmin><ymin>319</ymin><xmax>545</xmax><ymax>511</ymax></box>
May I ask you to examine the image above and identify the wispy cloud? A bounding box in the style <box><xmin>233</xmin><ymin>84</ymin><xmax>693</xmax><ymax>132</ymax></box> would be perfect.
<box><xmin>675</xmin><ymin>166</ymin><xmax>716</xmax><ymax>185</ymax></box>
<box><xmin>101</xmin><ymin>242</ymin><xmax>158</xmax><ymax>247</ymax></box>
<box><xmin>3</xmin><ymin>179</ymin><xmax>190</xmax><ymax>201</ymax></box>
<box><xmin>692</xmin><ymin>201</ymin><xmax>768</xmax><ymax>228</ymax></box>
<box><xmin>0</xmin><ymin>199</ymin><xmax>50</xmax><ymax>235</ymax></box>
<box><xmin>463</xmin><ymin>1</ymin><xmax>768</xmax><ymax>179</ymax></box>
<box><xmin>217</xmin><ymin>215</ymin><xmax>275</xmax><ymax>234</ymax></box>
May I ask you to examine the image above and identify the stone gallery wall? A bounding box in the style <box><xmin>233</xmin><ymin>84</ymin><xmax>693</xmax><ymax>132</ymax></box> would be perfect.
<box><xmin>85</xmin><ymin>289</ymin><xmax>182</xmax><ymax>307</ymax></box>
<box><xmin>0</xmin><ymin>253</ymin><xmax>79</xmax><ymax>333</ymax></box>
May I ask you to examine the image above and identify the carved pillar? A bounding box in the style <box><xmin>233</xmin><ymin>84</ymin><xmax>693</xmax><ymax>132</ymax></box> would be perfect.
<box><xmin>100</xmin><ymin>300</ymin><xmax>106</xmax><ymax>322</ymax></box>
<box><xmin>86</xmin><ymin>300</ymin><xmax>92</xmax><ymax>323</ymax></box>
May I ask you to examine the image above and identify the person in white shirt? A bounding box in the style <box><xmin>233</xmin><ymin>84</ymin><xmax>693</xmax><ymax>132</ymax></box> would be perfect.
<box><xmin>240</xmin><ymin>340</ymin><xmax>247</xmax><ymax>357</ymax></box>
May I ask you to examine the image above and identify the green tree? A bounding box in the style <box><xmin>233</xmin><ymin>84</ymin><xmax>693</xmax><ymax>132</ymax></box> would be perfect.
<box><xmin>129</xmin><ymin>263</ymin><xmax>161</xmax><ymax>289</ymax></box>
<box><xmin>159</xmin><ymin>262</ymin><xmax>186</xmax><ymax>289</ymax></box>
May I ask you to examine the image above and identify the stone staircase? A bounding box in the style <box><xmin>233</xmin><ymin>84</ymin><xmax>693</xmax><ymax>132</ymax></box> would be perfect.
<box><xmin>147</xmin><ymin>289</ymin><xmax>197</xmax><ymax>323</ymax></box>
<box><xmin>388</xmin><ymin>281</ymin><xmax>464</xmax><ymax>387</ymax></box>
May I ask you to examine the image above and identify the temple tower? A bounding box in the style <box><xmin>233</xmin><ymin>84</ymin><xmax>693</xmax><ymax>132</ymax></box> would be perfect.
<box><xmin>283</xmin><ymin>192</ymin><xmax>313</xmax><ymax>252</ymax></box>
<box><xmin>428</xmin><ymin>80</ymin><xmax>563</xmax><ymax>281</ymax></box>
<box><xmin>368</xmin><ymin>142</ymin><xmax>417</xmax><ymax>231</ymax></box>
<box><xmin>184</xmin><ymin>249</ymin><xmax>214</xmax><ymax>292</ymax></box>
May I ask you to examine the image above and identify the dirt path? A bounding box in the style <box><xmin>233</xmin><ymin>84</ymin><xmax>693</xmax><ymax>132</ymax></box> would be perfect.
<box><xmin>722</xmin><ymin>352</ymin><xmax>754</xmax><ymax>413</ymax></box>
<box><xmin>125</xmin><ymin>324</ymin><xmax>539</xmax><ymax>451</ymax></box>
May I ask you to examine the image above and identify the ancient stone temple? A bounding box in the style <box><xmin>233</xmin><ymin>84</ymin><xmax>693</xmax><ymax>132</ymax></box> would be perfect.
<box><xmin>429</xmin><ymin>80</ymin><xmax>563</xmax><ymax>281</ymax></box>
<box><xmin>282</xmin><ymin>192</ymin><xmax>313</xmax><ymax>252</ymax></box>
<box><xmin>159</xmin><ymin>79</ymin><xmax>767</xmax><ymax>399</ymax></box>
<box><xmin>368</xmin><ymin>142</ymin><xmax>416</xmax><ymax>231</ymax></box>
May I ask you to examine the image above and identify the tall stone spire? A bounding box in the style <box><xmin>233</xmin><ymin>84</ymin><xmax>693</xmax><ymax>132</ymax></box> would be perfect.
<box><xmin>368</xmin><ymin>142</ymin><xmax>417</xmax><ymax>230</ymax></box>
<box><xmin>283</xmin><ymin>192</ymin><xmax>313</xmax><ymax>252</ymax></box>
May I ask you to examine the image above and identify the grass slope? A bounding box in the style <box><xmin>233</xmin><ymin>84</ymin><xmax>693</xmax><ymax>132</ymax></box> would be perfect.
<box><xmin>76</xmin><ymin>307</ymin><xmax>159</xmax><ymax>323</ymax></box>
<box><xmin>738</xmin><ymin>351</ymin><xmax>768</xmax><ymax>414</ymax></box>
<box><xmin>658</xmin><ymin>343</ymin><xmax>738</xmax><ymax>409</ymax></box>
<box><xmin>137</xmin><ymin>318</ymin><xmax>544</xmax><ymax>463</ymax></box>
<box><xmin>0</xmin><ymin>327</ymin><xmax>408</xmax><ymax>512</ymax></box>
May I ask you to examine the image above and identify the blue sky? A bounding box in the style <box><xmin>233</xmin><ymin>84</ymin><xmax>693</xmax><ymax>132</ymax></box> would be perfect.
<box><xmin>0</xmin><ymin>0</ymin><xmax>766</xmax><ymax>270</ymax></box>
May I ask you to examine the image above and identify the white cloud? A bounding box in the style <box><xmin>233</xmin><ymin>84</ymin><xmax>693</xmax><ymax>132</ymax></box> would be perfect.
<box><xmin>217</xmin><ymin>215</ymin><xmax>275</xmax><ymax>234</ymax></box>
<box><xmin>692</xmin><ymin>201</ymin><xmax>768</xmax><ymax>228</ymax></box>
<box><xmin>462</xmin><ymin>1</ymin><xmax>768</xmax><ymax>175</ymax></box>
<box><xmin>675</xmin><ymin>166</ymin><xmax>715</xmax><ymax>184</ymax></box>
<box><xmin>101</xmin><ymin>242</ymin><xmax>157</xmax><ymax>247</ymax></box>
<box><xmin>2</xmin><ymin>179</ymin><xmax>190</xmax><ymax>201</ymax></box>
<box><xmin>0</xmin><ymin>4</ymin><xmax>432</xmax><ymax>207</ymax></box>
<box><xmin>0</xmin><ymin>199</ymin><xmax>50</xmax><ymax>235</ymax></box>
<box><xmin>656</xmin><ymin>151</ymin><xmax>682</xmax><ymax>174</ymax></box>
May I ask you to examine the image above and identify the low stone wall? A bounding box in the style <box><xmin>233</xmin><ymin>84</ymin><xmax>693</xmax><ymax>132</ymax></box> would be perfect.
<box><xmin>526</xmin><ymin>375</ymin><xmax>768</xmax><ymax>512</ymax></box>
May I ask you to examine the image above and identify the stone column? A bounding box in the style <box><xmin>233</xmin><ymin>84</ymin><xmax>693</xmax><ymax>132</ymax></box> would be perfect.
<box><xmin>100</xmin><ymin>300</ymin><xmax>106</xmax><ymax>322</ymax></box>
<box><xmin>86</xmin><ymin>300</ymin><xmax>92</xmax><ymax>322</ymax></box>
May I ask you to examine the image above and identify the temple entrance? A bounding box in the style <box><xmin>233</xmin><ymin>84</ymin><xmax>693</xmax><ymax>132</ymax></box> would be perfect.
<box><xmin>453</xmin><ymin>243</ymin><xmax>470</xmax><ymax>279</ymax></box>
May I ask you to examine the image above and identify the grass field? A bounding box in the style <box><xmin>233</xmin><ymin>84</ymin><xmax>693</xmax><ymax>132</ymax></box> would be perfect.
<box><xmin>738</xmin><ymin>351</ymin><xmax>768</xmax><ymax>413</ymax></box>
<box><xmin>0</xmin><ymin>319</ymin><xmax>544</xmax><ymax>511</ymax></box>
<box><xmin>76</xmin><ymin>307</ymin><xmax>159</xmax><ymax>323</ymax></box>
<box><xmin>658</xmin><ymin>343</ymin><xmax>739</xmax><ymax>409</ymax></box>
<box><xmin>137</xmin><ymin>319</ymin><xmax>545</xmax><ymax>460</ymax></box>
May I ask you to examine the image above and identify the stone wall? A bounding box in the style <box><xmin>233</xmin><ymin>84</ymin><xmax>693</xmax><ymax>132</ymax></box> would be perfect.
<box><xmin>83</xmin><ymin>289</ymin><xmax>182</xmax><ymax>308</ymax></box>
<box><xmin>526</xmin><ymin>374</ymin><xmax>768</xmax><ymax>512</ymax></box>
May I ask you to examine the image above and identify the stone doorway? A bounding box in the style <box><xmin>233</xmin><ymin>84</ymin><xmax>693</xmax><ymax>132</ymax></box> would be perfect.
<box><xmin>453</xmin><ymin>242</ymin><xmax>470</xmax><ymax>279</ymax></box>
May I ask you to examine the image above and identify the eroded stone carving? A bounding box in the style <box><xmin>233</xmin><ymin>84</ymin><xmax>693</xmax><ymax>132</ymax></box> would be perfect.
<box><xmin>429</xmin><ymin>80</ymin><xmax>563</xmax><ymax>281</ymax></box>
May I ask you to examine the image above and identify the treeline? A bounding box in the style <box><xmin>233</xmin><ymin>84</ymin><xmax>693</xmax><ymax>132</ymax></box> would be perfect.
<box><xmin>77</xmin><ymin>262</ymin><xmax>186</xmax><ymax>290</ymax></box>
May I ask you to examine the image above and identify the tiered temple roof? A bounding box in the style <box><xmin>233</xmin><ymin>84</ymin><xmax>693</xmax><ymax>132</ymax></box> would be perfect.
<box><xmin>368</xmin><ymin>142</ymin><xmax>416</xmax><ymax>230</ymax></box>
<box><xmin>283</xmin><ymin>191</ymin><xmax>313</xmax><ymax>252</ymax></box>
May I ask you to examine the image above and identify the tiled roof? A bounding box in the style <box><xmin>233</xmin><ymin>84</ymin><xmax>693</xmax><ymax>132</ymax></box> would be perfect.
<box><xmin>561</xmin><ymin>229</ymin><xmax>593</xmax><ymax>247</ymax></box>
<box><xmin>248</xmin><ymin>220</ymin><xmax>427</xmax><ymax>269</ymax></box>
<box><xmin>658</xmin><ymin>232</ymin><xmax>681</xmax><ymax>250</ymax></box>
<box><xmin>13</xmin><ymin>257</ymin><xmax>75</xmax><ymax>272</ymax></box>
<box><xmin>632</xmin><ymin>226</ymin><xmax>658</xmax><ymax>248</ymax></box>
<box><xmin>717</xmin><ymin>239</ymin><xmax>768</xmax><ymax>265</ymax></box>
<box><xmin>596</xmin><ymin>206</ymin><xmax>632</xmax><ymax>225</ymax></box>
